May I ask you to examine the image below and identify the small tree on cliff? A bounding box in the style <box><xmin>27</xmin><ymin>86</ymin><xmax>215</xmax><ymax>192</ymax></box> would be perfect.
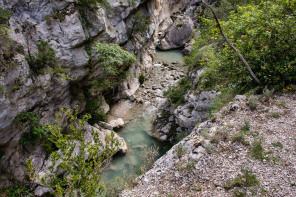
<box><xmin>26</xmin><ymin>106</ymin><xmax>119</xmax><ymax>196</ymax></box>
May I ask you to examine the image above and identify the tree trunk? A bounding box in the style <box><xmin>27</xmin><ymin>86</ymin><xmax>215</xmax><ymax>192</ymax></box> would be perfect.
<box><xmin>201</xmin><ymin>0</ymin><xmax>260</xmax><ymax>84</ymax></box>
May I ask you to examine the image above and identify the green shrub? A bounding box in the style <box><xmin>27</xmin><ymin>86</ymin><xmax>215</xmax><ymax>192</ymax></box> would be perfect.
<box><xmin>231</xmin><ymin>132</ymin><xmax>249</xmax><ymax>146</ymax></box>
<box><xmin>132</xmin><ymin>12</ymin><xmax>150</xmax><ymax>35</ymax></box>
<box><xmin>5</xmin><ymin>183</ymin><xmax>33</xmax><ymax>197</ymax></box>
<box><xmin>26</xmin><ymin>40</ymin><xmax>57</xmax><ymax>73</ymax></box>
<box><xmin>224</xmin><ymin>168</ymin><xmax>259</xmax><ymax>189</ymax></box>
<box><xmin>175</xmin><ymin>130</ymin><xmax>190</xmax><ymax>143</ymax></box>
<box><xmin>247</xmin><ymin>95</ymin><xmax>259</xmax><ymax>110</ymax></box>
<box><xmin>93</xmin><ymin>42</ymin><xmax>136</xmax><ymax>76</ymax></box>
<box><xmin>199</xmin><ymin>1</ymin><xmax>296</xmax><ymax>91</ymax></box>
<box><xmin>210</xmin><ymin>129</ymin><xmax>229</xmax><ymax>144</ymax></box>
<box><xmin>26</xmin><ymin>106</ymin><xmax>119</xmax><ymax>196</ymax></box>
<box><xmin>209</xmin><ymin>88</ymin><xmax>236</xmax><ymax>115</ymax></box>
<box><xmin>84</xmin><ymin>98</ymin><xmax>107</xmax><ymax>125</ymax></box>
<box><xmin>164</xmin><ymin>77</ymin><xmax>192</xmax><ymax>107</ymax></box>
<box><xmin>240</xmin><ymin>120</ymin><xmax>250</xmax><ymax>132</ymax></box>
<box><xmin>139</xmin><ymin>74</ymin><xmax>145</xmax><ymax>84</ymax></box>
<box><xmin>15</xmin><ymin>112</ymin><xmax>47</xmax><ymax>146</ymax></box>
<box><xmin>251</xmin><ymin>140</ymin><xmax>265</xmax><ymax>160</ymax></box>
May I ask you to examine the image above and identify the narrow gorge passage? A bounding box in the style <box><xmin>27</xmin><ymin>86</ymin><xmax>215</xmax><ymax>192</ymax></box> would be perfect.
<box><xmin>101</xmin><ymin>49</ymin><xmax>187</xmax><ymax>182</ymax></box>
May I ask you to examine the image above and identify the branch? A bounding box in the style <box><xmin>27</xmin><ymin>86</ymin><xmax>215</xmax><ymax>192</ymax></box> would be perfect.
<box><xmin>201</xmin><ymin>0</ymin><xmax>260</xmax><ymax>84</ymax></box>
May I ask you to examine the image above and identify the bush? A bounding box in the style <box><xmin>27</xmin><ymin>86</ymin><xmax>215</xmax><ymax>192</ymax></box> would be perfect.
<box><xmin>26</xmin><ymin>106</ymin><xmax>119</xmax><ymax>196</ymax></box>
<box><xmin>14</xmin><ymin>112</ymin><xmax>47</xmax><ymax>146</ymax></box>
<box><xmin>247</xmin><ymin>95</ymin><xmax>259</xmax><ymax>110</ymax></box>
<box><xmin>251</xmin><ymin>140</ymin><xmax>265</xmax><ymax>160</ymax></box>
<box><xmin>199</xmin><ymin>1</ymin><xmax>296</xmax><ymax>91</ymax></box>
<box><xmin>132</xmin><ymin>12</ymin><xmax>150</xmax><ymax>35</ymax></box>
<box><xmin>139</xmin><ymin>74</ymin><xmax>145</xmax><ymax>84</ymax></box>
<box><xmin>164</xmin><ymin>77</ymin><xmax>192</xmax><ymax>107</ymax></box>
<box><xmin>93</xmin><ymin>42</ymin><xmax>136</xmax><ymax>76</ymax></box>
<box><xmin>224</xmin><ymin>168</ymin><xmax>259</xmax><ymax>189</ymax></box>
<box><xmin>26</xmin><ymin>40</ymin><xmax>57</xmax><ymax>73</ymax></box>
<box><xmin>84</xmin><ymin>98</ymin><xmax>107</xmax><ymax>125</ymax></box>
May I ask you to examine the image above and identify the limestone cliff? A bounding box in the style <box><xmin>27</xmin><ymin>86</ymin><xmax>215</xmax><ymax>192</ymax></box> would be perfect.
<box><xmin>0</xmin><ymin>0</ymin><xmax>194</xmax><ymax>190</ymax></box>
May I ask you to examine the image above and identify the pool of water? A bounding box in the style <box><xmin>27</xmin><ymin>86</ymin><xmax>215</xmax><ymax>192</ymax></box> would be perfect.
<box><xmin>155</xmin><ymin>48</ymin><xmax>184</xmax><ymax>64</ymax></box>
<box><xmin>101</xmin><ymin>115</ymin><xmax>167</xmax><ymax>183</ymax></box>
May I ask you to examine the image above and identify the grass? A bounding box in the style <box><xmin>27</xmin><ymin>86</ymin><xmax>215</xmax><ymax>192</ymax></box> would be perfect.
<box><xmin>272</xmin><ymin>142</ymin><xmax>283</xmax><ymax>149</ymax></box>
<box><xmin>224</xmin><ymin>168</ymin><xmax>259</xmax><ymax>189</ymax></box>
<box><xmin>175</xmin><ymin>144</ymin><xmax>186</xmax><ymax>158</ymax></box>
<box><xmin>251</xmin><ymin>140</ymin><xmax>265</xmax><ymax>160</ymax></box>
<box><xmin>240</xmin><ymin>120</ymin><xmax>250</xmax><ymax>132</ymax></box>
<box><xmin>210</xmin><ymin>129</ymin><xmax>229</xmax><ymax>144</ymax></box>
<box><xmin>231</xmin><ymin>132</ymin><xmax>250</xmax><ymax>146</ymax></box>
<box><xmin>271</xmin><ymin>112</ymin><xmax>281</xmax><ymax>118</ymax></box>
<box><xmin>247</xmin><ymin>95</ymin><xmax>259</xmax><ymax>110</ymax></box>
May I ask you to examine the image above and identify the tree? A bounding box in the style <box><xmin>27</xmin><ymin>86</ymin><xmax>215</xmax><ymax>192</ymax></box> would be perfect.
<box><xmin>196</xmin><ymin>0</ymin><xmax>296</xmax><ymax>90</ymax></box>
<box><xmin>26</xmin><ymin>106</ymin><xmax>120</xmax><ymax>196</ymax></box>
<box><xmin>201</xmin><ymin>0</ymin><xmax>260</xmax><ymax>84</ymax></box>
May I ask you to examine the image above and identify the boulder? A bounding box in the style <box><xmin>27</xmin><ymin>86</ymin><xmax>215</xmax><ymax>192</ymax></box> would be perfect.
<box><xmin>109</xmin><ymin>118</ymin><xmax>125</xmax><ymax>129</ymax></box>
<box><xmin>158</xmin><ymin>16</ymin><xmax>194</xmax><ymax>50</ymax></box>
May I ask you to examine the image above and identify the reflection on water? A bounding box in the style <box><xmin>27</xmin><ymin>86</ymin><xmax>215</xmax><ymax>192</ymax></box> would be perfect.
<box><xmin>155</xmin><ymin>48</ymin><xmax>184</xmax><ymax>64</ymax></box>
<box><xmin>101</xmin><ymin>115</ymin><xmax>166</xmax><ymax>182</ymax></box>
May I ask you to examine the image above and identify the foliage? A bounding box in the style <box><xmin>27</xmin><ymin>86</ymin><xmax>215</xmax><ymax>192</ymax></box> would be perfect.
<box><xmin>26</xmin><ymin>40</ymin><xmax>57</xmax><ymax>73</ymax></box>
<box><xmin>164</xmin><ymin>77</ymin><xmax>192</xmax><ymax>107</ymax></box>
<box><xmin>0</xmin><ymin>8</ymin><xmax>23</xmax><ymax>70</ymax></box>
<box><xmin>199</xmin><ymin>1</ymin><xmax>296</xmax><ymax>90</ymax></box>
<box><xmin>132</xmin><ymin>12</ymin><xmax>150</xmax><ymax>35</ymax></box>
<box><xmin>84</xmin><ymin>98</ymin><xmax>107</xmax><ymax>125</ymax></box>
<box><xmin>5</xmin><ymin>183</ymin><xmax>33</xmax><ymax>197</ymax></box>
<box><xmin>210</xmin><ymin>129</ymin><xmax>229</xmax><ymax>144</ymax></box>
<box><xmin>93</xmin><ymin>42</ymin><xmax>136</xmax><ymax>76</ymax></box>
<box><xmin>209</xmin><ymin>87</ymin><xmax>236</xmax><ymax>115</ymax></box>
<box><xmin>26</xmin><ymin>106</ymin><xmax>120</xmax><ymax>197</ymax></box>
<box><xmin>247</xmin><ymin>95</ymin><xmax>259</xmax><ymax>110</ymax></box>
<box><xmin>14</xmin><ymin>112</ymin><xmax>47</xmax><ymax>146</ymax></box>
<box><xmin>224</xmin><ymin>167</ymin><xmax>259</xmax><ymax>189</ymax></box>
<box><xmin>272</xmin><ymin>142</ymin><xmax>283</xmax><ymax>149</ymax></box>
<box><xmin>139</xmin><ymin>73</ymin><xmax>145</xmax><ymax>85</ymax></box>
<box><xmin>231</xmin><ymin>132</ymin><xmax>250</xmax><ymax>146</ymax></box>
<box><xmin>175</xmin><ymin>143</ymin><xmax>186</xmax><ymax>158</ymax></box>
<box><xmin>174</xmin><ymin>130</ymin><xmax>190</xmax><ymax>144</ymax></box>
<box><xmin>251</xmin><ymin>140</ymin><xmax>265</xmax><ymax>160</ymax></box>
<box><xmin>134</xmin><ymin>145</ymin><xmax>159</xmax><ymax>175</ymax></box>
<box><xmin>25</xmin><ymin>40</ymin><xmax>73</xmax><ymax>80</ymax></box>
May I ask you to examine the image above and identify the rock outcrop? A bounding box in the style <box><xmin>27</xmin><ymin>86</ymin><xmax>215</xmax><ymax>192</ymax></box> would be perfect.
<box><xmin>158</xmin><ymin>16</ymin><xmax>194</xmax><ymax>50</ymax></box>
<box><xmin>122</xmin><ymin>94</ymin><xmax>296</xmax><ymax>196</ymax></box>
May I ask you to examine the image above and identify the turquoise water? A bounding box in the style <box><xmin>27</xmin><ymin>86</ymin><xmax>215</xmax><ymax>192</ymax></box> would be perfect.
<box><xmin>155</xmin><ymin>48</ymin><xmax>184</xmax><ymax>63</ymax></box>
<box><xmin>101</xmin><ymin>115</ymin><xmax>166</xmax><ymax>183</ymax></box>
<box><xmin>101</xmin><ymin>49</ymin><xmax>183</xmax><ymax>184</ymax></box>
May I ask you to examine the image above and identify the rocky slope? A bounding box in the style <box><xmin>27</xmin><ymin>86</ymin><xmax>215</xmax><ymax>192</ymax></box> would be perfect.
<box><xmin>121</xmin><ymin>93</ymin><xmax>296</xmax><ymax>196</ymax></box>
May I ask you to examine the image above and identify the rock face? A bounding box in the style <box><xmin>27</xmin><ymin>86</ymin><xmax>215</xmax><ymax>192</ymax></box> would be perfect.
<box><xmin>158</xmin><ymin>16</ymin><xmax>194</xmax><ymax>50</ymax></box>
<box><xmin>153</xmin><ymin>90</ymin><xmax>219</xmax><ymax>142</ymax></box>
<box><xmin>0</xmin><ymin>0</ymin><xmax>197</xmax><ymax>186</ymax></box>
